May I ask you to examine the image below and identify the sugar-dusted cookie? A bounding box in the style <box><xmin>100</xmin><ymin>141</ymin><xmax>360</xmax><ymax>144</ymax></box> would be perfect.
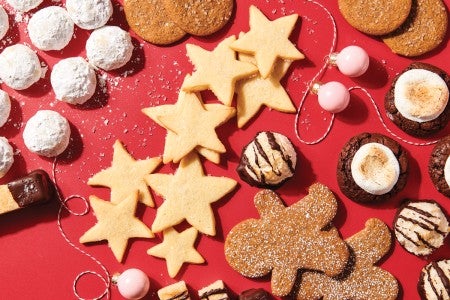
<box><xmin>224</xmin><ymin>183</ymin><xmax>349</xmax><ymax>296</ymax></box>
<box><xmin>418</xmin><ymin>259</ymin><xmax>450</xmax><ymax>300</ymax></box>
<box><xmin>338</xmin><ymin>0</ymin><xmax>411</xmax><ymax>36</ymax></box>
<box><xmin>162</xmin><ymin>0</ymin><xmax>233</xmax><ymax>36</ymax></box>
<box><xmin>230</xmin><ymin>6</ymin><xmax>304</xmax><ymax>78</ymax></box>
<box><xmin>296</xmin><ymin>218</ymin><xmax>399</xmax><ymax>300</ymax></box>
<box><xmin>382</xmin><ymin>0</ymin><xmax>448</xmax><ymax>57</ymax></box>
<box><xmin>429</xmin><ymin>135</ymin><xmax>450</xmax><ymax>197</ymax></box>
<box><xmin>88</xmin><ymin>140</ymin><xmax>162</xmax><ymax>206</ymax></box>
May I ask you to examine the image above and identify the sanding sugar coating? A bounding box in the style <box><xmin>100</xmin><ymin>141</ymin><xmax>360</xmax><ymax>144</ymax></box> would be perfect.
<box><xmin>0</xmin><ymin>44</ymin><xmax>42</xmax><ymax>90</ymax></box>
<box><xmin>27</xmin><ymin>6</ymin><xmax>74</xmax><ymax>51</ymax></box>
<box><xmin>0</xmin><ymin>137</ymin><xmax>13</xmax><ymax>178</ymax></box>
<box><xmin>66</xmin><ymin>0</ymin><xmax>113</xmax><ymax>30</ymax></box>
<box><xmin>0</xmin><ymin>5</ymin><xmax>9</xmax><ymax>40</ymax></box>
<box><xmin>23</xmin><ymin>110</ymin><xmax>71</xmax><ymax>157</ymax></box>
<box><xmin>5</xmin><ymin>0</ymin><xmax>43</xmax><ymax>12</ymax></box>
<box><xmin>86</xmin><ymin>25</ymin><xmax>133</xmax><ymax>71</ymax></box>
<box><xmin>51</xmin><ymin>57</ymin><xmax>97</xmax><ymax>105</ymax></box>
<box><xmin>0</xmin><ymin>90</ymin><xmax>11</xmax><ymax>127</ymax></box>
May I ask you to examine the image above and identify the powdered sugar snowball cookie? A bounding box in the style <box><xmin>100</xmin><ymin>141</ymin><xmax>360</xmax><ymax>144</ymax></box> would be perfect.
<box><xmin>0</xmin><ymin>44</ymin><xmax>42</xmax><ymax>90</ymax></box>
<box><xmin>6</xmin><ymin>0</ymin><xmax>43</xmax><ymax>12</ymax></box>
<box><xmin>0</xmin><ymin>5</ymin><xmax>9</xmax><ymax>40</ymax></box>
<box><xmin>0</xmin><ymin>137</ymin><xmax>13</xmax><ymax>178</ymax></box>
<box><xmin>51</xmin><ymin>57</ymin><xmax>97</xmax><ymax>105</ymax></box>
<box><xmin>0</xmin><ymin>90</ymin><xmax>11</xmax><ymax>127</ymax></box>
<box><xmin>86</xmin><ymin>26</ymin><xmax>133</xmax><ymax>71</ymax></box>
<box><xmin>27</xmin><ymin>6</ymin><xmax>74</xmax><ymax>51</ymax></box>
<box><xmin>66</xmin><ymin>0</ymin><xmax>113</xmax><ymax>30</ymax></box>
<box><xmin>23</xmin><ymin>110</ymin><xmax>71</xmax><ymax>157</ymax></box>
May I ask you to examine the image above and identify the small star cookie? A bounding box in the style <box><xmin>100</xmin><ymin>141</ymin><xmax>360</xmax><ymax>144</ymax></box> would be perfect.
<box><xmin>148</xmin><ymin>227</ymin><xmax>204</xmax><ymax>278</ymax></box>
<box><xmin>146</xmin><ymin>152</ymin><xmax>237</xmax><ymax>236</ymax></box>
<box><xmin>79</xmin><ymin>191</ymin><xmax>154</xmax><ymax>262</ymax></box>
<box><xmin>88</xmin><ymin>140</ymin><xmax>162</xmax><ymax>207</ymax></box>
<box><xmin>231</xmin><ymin>5</ymin><xmax>304</xmax><ymax>78</ymax></box>
<box><xmin>182</xmin><ymin>35</ymin><xmax>258</xmax><ymax>106</ymax></box>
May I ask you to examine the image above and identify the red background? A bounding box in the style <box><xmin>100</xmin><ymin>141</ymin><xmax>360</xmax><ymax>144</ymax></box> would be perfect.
<box><xmin>0</xmin><ymin>0</ymin><xmax>449</xmax><ymax>299</ymax></box>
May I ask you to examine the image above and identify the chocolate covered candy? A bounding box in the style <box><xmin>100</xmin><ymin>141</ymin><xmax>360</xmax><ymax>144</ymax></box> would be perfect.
<box><xmin>239</xmin><ymin>288</ymin><xmax>271</xmax><ymax>300</ymax></box>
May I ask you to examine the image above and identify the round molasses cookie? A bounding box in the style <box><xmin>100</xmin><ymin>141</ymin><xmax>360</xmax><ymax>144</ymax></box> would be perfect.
<box><xmin>385</xmin><ymin>62</ymin><xmax>450</xmax><ymax>137</ymax></box>
<box><xmin>418</xmin><ymin>259</ymin><xmax>450</xmax><ymax>300</ymax></box>
<box><xmin>429</xmin><ymin>135</ymin><xmax>450</xmax><ymax>197</ymax></box>
<box><xmin>337</xmin><ymin>132</ymin><xmax>408</xmax><ymax>203</ymax></box>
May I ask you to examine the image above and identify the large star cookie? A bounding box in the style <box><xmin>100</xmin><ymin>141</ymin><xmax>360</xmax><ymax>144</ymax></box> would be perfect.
<box><xmin>182</xmin><ymin>35</ymin><xmax>258</xmax><ymax>106</ymax></box>
<box><xmin>231</xmin><ymin>5</ymin><xmax>304</xmax><ymax>78</ymax></box>
<box><xmin>88</xmin><ymin>140</ymin><xmax>161</xmax><ymax>206</ymax></box>
<box><xmin>79</xmin><ymin>191</ymin><xmax>153</xmax><ymax>262</ymax></box>
<box><xmin>147</xmin><ymin>227</ymin><xmax>204</xmax><ymax>278</ymax></box>
<box><xmin>146</xmin><ymin>152</ymin><xmax>237</xmax><ymax>236</ymax></box>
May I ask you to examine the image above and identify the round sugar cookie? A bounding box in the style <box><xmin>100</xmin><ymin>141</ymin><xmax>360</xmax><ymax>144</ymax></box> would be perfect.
<box><xmin>0</xmin><ymin>5</ymin><xmax>9</xmax><ymax>40</ymax></box>
<box><xmin>0</xmin><ymin>44</ymin><xmax>42</xmax><ymax>90</ymax></box>
<box><xmin>382</xmin><ymin>0</ymin><xmax>448</xmax><ymax>57</ymax></box>
<box><xmin>6</xmin><ymin>0</ymin><xmax>43</xmax><ymax>12</ymax></box>
<box><xmin>161</xmin><ymin>0</ymin><xmax>234</xmax><ymax>36</ymax></box>
<box><xmin>338</xmin><ymin>0</ymin><xmax>412</xmax><ymax>35</ymax></box>
<box><xmin>123</xmin><ymin>0</ymin><xmax>186</xmax><ymax>45</ymax></box>
<box><xmin>0</xmin><ymin>90</ymin><xmax>11</xmax><ymax>127</ymax></box>
<box><xmin>0</xmin><ymin>137</ymin><xmax>13</xmax><ymax>178</ymax></box>
<box><xmin>66</xmin><ymin>0</ymin><xmax>113</xmax><ymax>30</ymax></box>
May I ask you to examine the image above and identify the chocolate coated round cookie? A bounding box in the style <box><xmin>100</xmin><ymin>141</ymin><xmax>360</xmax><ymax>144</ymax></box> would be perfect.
<box><xmin>418</xmin><ymin>259</ymin><xmax>450</xmax><ymax>300</ymax></box>
<box><xmin>337</xmin><ymin>132</ymin><xmax>408</xmax><ymax>203</ymax></box>
<box><xmin>429</xmin><ymin>135</ymin><xmax>450</xmax><ymax>197</ymax></box>
<box><xmin>385</xmin><ymin>62</ymin><xmax>450</xmax><ymax>137</ymax></box>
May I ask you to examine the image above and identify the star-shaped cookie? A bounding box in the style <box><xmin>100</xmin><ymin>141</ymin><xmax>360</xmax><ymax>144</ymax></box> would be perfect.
<box><xmin>231</xmin><ymin>5</ymin><xmax>304</xmax><ymax>78</ymax></box>
<box><xmin>145</xmin><ymin>152</ymin><xmax>237</xmax><ymax>236</ymax></box>
<box><xmin>182</xmin><ymin>35</ymin><xmax>258</xmax><ymax>106</ymax></box>
<box><xmin>88</xmin><ymin>140</ymin><xmax>161</xmax><ymax>207</ymax></box>
<box><xmin>79</xmin><ymin>191</ymin><xmax>154</xmax><ymax>262</ymax></box>
<box><xmin>147</xmin><ymin>227</ymin><xmax>204</xmax><ymax>278</ymax></box>
<box><xmin>143</xmin><ymin>86</ymin><xmax>235</xmax><ymax>164</ymax></box>
<box><xmin>236</xmin><ymin>52</ymin><xmax>295</xmax><ymax>128</ymax></box>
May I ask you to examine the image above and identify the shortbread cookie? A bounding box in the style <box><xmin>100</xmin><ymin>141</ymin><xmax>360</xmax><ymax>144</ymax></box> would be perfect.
<box><xmin>6</xmin><ymin>0</ymin><xmax>42</xmax><ymax>12</ymax></box>
<box><xmin>23</xmin><ymin>110</ymin><xmax>71</xmax><ymax>157</ymax></box>
<box><xmin>27</xmin><ymin>6</ymin><xmax>74</xmax><ymax>51</ymax></box>
<box><xmin>147</xmin><ymin>227</ymin><xmax>204</xmax><ymax>278</ymax></box>
<box><xmin>198</xmin><ymin>280</ymin><xmax>230</xmax><ymax>300</ymax></box>
<box><xmin>158</xmin><ymin>281</ymin><xmax>190</xmax><ymax>300</ymax></box>
<box><xmin>0</xmin><ymin>5</ymin><xmax>9</xmax><ymax>40</ymax></box>
<box><xmin>429</xmin><ymin>135</ymin><xmax>450</xmax><ymax>197</ymax></box>
<box><xmin>146</xmin><ymin>152</ymin><xmax>237</xmax><ymax>236</ymax></box>
<box><xmin>86</xmin><ymin>26</ymin><xmax>133</xmax><ymax>71</ymax></box>
<box><xmin>79</xmin><ymin>191</ymin><xmax>154</xmax><ymax>262</ymax></box>
<box><xmin>162</xmin><ymin>0</ymin><xmax>233</xmax><ymax>36</ymax></box>
<box><xmin>338</xmin><ymin>0</ymin><xmax>412</xmax><ymax>35</ymax></box>
<box><xmin>0</xmin><ymin>90</ymin><xmax>11</xmax><ymax>128</ymax></box>
<box><xmin>0</xmin><ymin>137</ymin><xmax>13</xmax><ymax>178</ymax></box>
<box><xmin>239</xmin><ymin>288</ymin><xmax>271</xmax><ymax>300</ymax></box>
<box><xmin>225</xmin><ymin>184</ymin><xmax>349</xmax><ymax>296</ymax></box>
<box><xmin>183</xmin><ymin>36</ymin><xmax>258</xmax><ymax>106</ymax></box>
<box><xmin>66</xmin><ymin>0</ymin><xmax>113</xmax><ymax>30</ymax></box>
<box><xmin>393</xmin><ymin>200</ymin><xmax>449</xmax><ymax>256</ymax></box>
<box><xmin>0</xmin><ymin>44</ymin><xmax>42</xmax><ymax>90</ymax></box>
<box><xmin>385</xmin><ymin>62</ymin><xmax>450</xmax><ymax>137</ymax></box>
<box><xmin>124</xmin><ymin>0</ymin><xmax>186</xmax><ymax>45</ymax></box>
<box><xmin>418</xmin><ymin>259</ymin><xmax>450</xmax><ymax>300</ymax></box>
<box><xmin>382</xmin><ymin>0</ymin><xmax>448</xmax><ymax>57</ymax></box>
<box><xmin>51</xmin><ymin>57</ymin><xmax>97</xmax><ymax>105</ymax></box>
<box><xmin>230</xmin><ymin>6</ymin><xmax>304</xmax><ymax>78</ymax></box>
<box><xmin>296</xmin><ymin>218</ymin><xmax>399</xmax><ymax>300</ymax></box>
<box><xmin>337</xmin><ymin>133</ymin><xmax>408</xmax><ymax>203</ymax></box>
<box><xmin>88</xmin><ymin>140</ymin><xmax>161</xmax><ymax>206</ymax></box>
<box><xmin>237</xmin><ymin>131</ymin><xmax>297</xmax><ymax>188</ymax></box>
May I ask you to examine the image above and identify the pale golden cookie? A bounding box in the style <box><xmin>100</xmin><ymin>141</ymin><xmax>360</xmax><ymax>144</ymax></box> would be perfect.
<box><xmin>338</xmin><ymin>0</ymin><xmax>412</xmax><ymax>35</ymax></box>
<box><xmin>158</xmin><ymin>281</ymin><xmax>190</xmax><ymax>300</ymax></box>
<box><xmin>236</xmin><ymin>51</ymin><xmax>295</xmax><ymax>128</ymax></box>
<box><xmin>79</xmin><ymin>191</ymin><xmax>154</xmax><ymax>262</ymax></box>
<box><xmin>382</xmin><ymin>0</ymin><xmax>448</xmax><ymax>57</ymax></box>
<box><xmin>182</xmin><ymin>35</ymin><xmax>258</xmax><ymax>106</ymax></box>
<box><xmin>230</xmin><ymin>6</ymin><xmax>304</xmax><ymax>78</ymax></box>
<box><xmin>146</xmin><ymin>152</ymin><xmax>237</xmax><ymax>236</ymax></box>
<box><xmin>296</xmin><ymin>218</ymin><xmax>399</xmax><ymax>300</ymax></box>
<box><xmin>148</xmin><ymin>227</ymin><xmax>204</xmax><ymax>278</ymax></box>
<box><xmin>88</xmin><ymin>140</ymin><xmax>161</xmax><ymax>207</ymax></box>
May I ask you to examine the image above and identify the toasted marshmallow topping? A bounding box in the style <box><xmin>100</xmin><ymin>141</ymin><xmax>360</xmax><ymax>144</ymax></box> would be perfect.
<box><xmin>394</xmin><ymin>69</ymin><xmax>449</xmax><ymax>123</ymax></box>
<box><xmin>351</xmin><ymin>143</ymin><xmax>400</xmax><ymax>195</ymax></box>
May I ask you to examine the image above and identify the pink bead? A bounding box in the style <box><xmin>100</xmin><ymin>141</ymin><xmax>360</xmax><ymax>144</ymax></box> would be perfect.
<box><xmin>117</xmin><ymin>268</ymin><xmax>150</xmax><ymax>300</ymax></box>
<box><xmin>335</xmin><ymin>46</ymin><xmax>369</xmax><ymax>77</ymax></box>
<box><xmin>317</xmin><ymin>81</ymin><xmax>350</xmax><ymax>113</ymax></box>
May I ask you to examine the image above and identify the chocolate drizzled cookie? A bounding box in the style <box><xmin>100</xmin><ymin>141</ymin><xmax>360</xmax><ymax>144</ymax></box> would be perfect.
<box><xmin>418</xmin><ymin>259</ymin><xmax>450</xmax><ymax>300</ymax></box>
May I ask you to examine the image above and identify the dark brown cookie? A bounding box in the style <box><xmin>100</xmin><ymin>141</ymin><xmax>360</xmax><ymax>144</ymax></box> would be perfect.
<box><xmin>337</xmin><ymin>132</ymin><xmax>408</xmax><ymax>203</ymax></box>
<box><xmin>385</xmin><ymin>62</ymin><xmax>450</xmax><ymax>137</ymax></box>
<box><xmin>418</xmin><ymin>259</ymin><xmax>450</xmax><ymax>300</ymax></box>
<box><xmin>429</xmin><ymin>135</ymin><xmax>450</xmax><ymax>197</ymax></box>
